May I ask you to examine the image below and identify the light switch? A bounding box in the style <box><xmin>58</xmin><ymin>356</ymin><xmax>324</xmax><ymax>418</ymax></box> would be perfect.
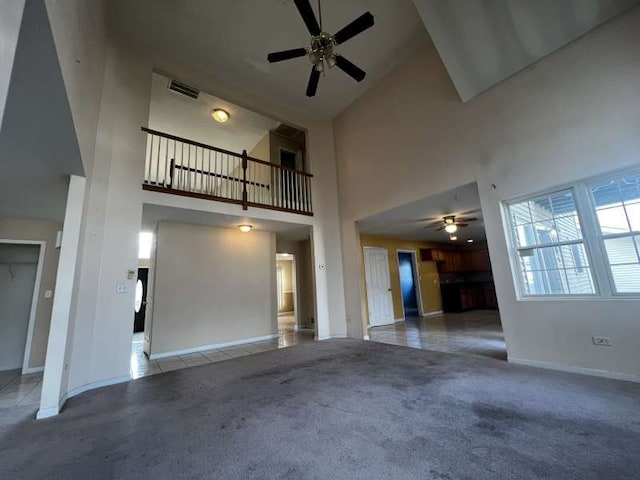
<box><xmin>116</xmin><ymin>283</ymin><xmax>129</xmax><ymax>293</ymax></box>
<box><xmin>44</xmin><ymin>290</ymin><xmax>53</xmax><ymax>298</ymax></box>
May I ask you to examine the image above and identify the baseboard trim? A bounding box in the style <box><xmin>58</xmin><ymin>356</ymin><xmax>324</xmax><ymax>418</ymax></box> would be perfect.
<box><xmin>37</xmin><ymin>374</ymin><xmax>131</xmax><ymax>420</ymax></box>
<box><xmin>363</xmin><ymin>335</ymin><xmax>371</xmax><ymax>341</ymax></box>
<box><xmin>317</xmin><ymin>334</ymin><xmax>348</xmax><ymax>341</ymax></box>
<box><xmin>509</xmin><ymin>357</ymin><xmax>640</xmax><ymax>383</ymax></box>
<box><xmin>394</xmin><ymin>317</ymin><xmax>404</xmax><ymax>323</ymax></box>
<box><xmin>422</xmin><ymin>310</ymin><xmax>443</xmax><ymax>317</ymax></box>
<box><xmin>22</xmin><ymin>366</ymin><xmax>44</xmax><ymax>375</ymax></box>
<box><xmin>149</xmin><ymin>334</ymin><xmax>280</xmax><ymax>360</ymax></box>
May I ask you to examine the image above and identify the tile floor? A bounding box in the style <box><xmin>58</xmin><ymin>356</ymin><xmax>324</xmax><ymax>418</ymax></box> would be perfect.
<box><xmin>0</xmin><ymin>316</ymin><xmax>314</xmax><ymax>410</ymax></box>
<box><xmin>130</xmin><ymin>314</ymin><xmax>314</xmax><ymax>379</ymax></box>
<box><xmin>369</xmin><ymin>310</ymin><xmax>506</xmax><ymax>361</ymax></box>
<box><xmin>0</xmin><ymin>369</ymin><xmax>43</xmax><ymax>410</ymax></box>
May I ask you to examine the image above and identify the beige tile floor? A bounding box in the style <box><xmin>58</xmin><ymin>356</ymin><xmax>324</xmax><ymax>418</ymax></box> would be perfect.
<box><xmin>0</xmin><ymin>369</ymin><xmax>43</xmax><ymax>410</ymax></box>
<box><xmin>369</xmin><ymin>310</ymin><xmax>506</xmax><ymax>361</ymax></box>
<box><xmin>0</xmin><ymin>315</ymin><xmax>313</xmax><ymax>410</ymax></box>
<box><xmin>130</xmin><ymin>314</ymin><xmax>314</xmax><ymax>379</ymax></box>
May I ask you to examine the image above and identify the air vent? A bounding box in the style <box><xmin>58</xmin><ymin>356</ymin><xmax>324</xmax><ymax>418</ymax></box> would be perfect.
<box><xmin>273</xmin><ymin>123</ymin><xmax>301</xmax><ymax>139</ymax></box>
<box><xmin>168</xmin><ymin>79</ymin><xmax>199</xmax><ymax>99</ymax></box>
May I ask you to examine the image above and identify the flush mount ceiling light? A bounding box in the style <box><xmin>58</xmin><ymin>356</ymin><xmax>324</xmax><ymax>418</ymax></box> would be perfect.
<box><xmin>238</xmin><ymin>224</ymin><xmax>252</xmax><ymax>233</ymax></box>
<box><xmin>211</xmin><ymin>108</ymin><xmax>230</xmax><ymax>123</ymax></box>
<box><xmin>467</xmin><ymin>239</ymin><xmax>474</xmax><ymax>243</ymax></box>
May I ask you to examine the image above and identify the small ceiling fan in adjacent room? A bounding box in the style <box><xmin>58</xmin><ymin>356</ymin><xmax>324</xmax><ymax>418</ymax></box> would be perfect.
<box><xmin>267</xmin><ymin>0</ymin><xmax>375</xmax><ymax>97</ymax></box>
<box><xmin>426</xmin><ymin>215</ymin><xmax>479</xmax><ymax>240</ymax></box>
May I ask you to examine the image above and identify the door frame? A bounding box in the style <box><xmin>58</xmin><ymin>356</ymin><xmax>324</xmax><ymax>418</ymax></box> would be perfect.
<box><xmin>0</xmin><ymin>239</ymin><xmax>46</xmax><ymax>374</ymax></box>
<box><xmin>396</xmin><ymin>249</ymin><xmax>423</xmax><ymax>319</ymax></box>
<box><xmin>363</xmin><ymin>246</ymin><xmax>395</xmax><ymax>327</ymax></box>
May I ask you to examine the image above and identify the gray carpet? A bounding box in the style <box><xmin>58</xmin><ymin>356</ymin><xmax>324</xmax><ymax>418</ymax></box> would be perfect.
<box><xmin>1</xmin><ymin>340</ymin><xmax>639</xmax><ymax>479</ymax></box>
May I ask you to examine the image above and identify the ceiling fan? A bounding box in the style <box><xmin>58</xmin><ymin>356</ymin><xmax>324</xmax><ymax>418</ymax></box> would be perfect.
<box><xmin>266</xmin><ymin>0</ymin><xmax>375</xmax><ymax>97</ymax></box>
<box><xmin>427</xmin><ymin>215</ymin><xmax>479</xmax><ymax>234</ymax></box>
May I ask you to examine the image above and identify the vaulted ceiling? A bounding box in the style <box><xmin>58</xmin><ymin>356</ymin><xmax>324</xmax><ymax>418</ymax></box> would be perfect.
<box><xmin>111</xmin><ymin>0</ymin><xmax>639</xmax><ymax>120</ymax></box>
<box><xmin>110</xmin><ymin>0</ymin><xmax>428</xmax><ymax>120</ymax></box>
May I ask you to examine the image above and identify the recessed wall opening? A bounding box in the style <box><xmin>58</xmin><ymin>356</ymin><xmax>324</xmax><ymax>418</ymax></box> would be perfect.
<box><xmin>128</xmin><ymin>205</ymin><xmax>317</xmax><ymax>379</ymax></box>
<box><xmin>0</xmin><ymin>240</ymin><xmax>46</xmax><ymax>409</ymax></box>
<box><xmin>142</xmin><ymin>72</ymin><xmax>311</xmax><ymax>215</ymax></box>
<box><xmin>359</xmin><ymin>182</ymin><xmax>506</xmax><ymax>361</ymax></box>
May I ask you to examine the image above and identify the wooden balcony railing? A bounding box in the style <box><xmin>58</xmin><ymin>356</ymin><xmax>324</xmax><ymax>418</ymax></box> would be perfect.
<box><xmin>141</xmin><ymin>127</ymin><xmax>313</xmax><ymax>216</ymax></box>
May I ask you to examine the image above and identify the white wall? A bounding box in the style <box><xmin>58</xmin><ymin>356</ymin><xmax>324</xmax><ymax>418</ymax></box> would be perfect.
<box><xmin>0</xmin><ymin>0</ymin><xmax>25</xmax><ymax>131</ymax></box>
<box><xmin>150</xmin><ymin>222</ymin><xmax>276</xmax><ymax>355</ymax></box>
<box><xmin>334</xmin><ymin>6</ymin><xmax>640</xmax><ymax>378</ymax></box>
<box><xmin>0</xmin><ymin>219</ymin><xmax>62</xmax><ymax>369</ymax></box>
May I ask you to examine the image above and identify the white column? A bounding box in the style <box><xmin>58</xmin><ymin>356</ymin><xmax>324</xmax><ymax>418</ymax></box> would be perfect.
<box><xmin>37</xmin><ymin>175</ymin><xmax>86</xmax><ymax>419</ymax></box>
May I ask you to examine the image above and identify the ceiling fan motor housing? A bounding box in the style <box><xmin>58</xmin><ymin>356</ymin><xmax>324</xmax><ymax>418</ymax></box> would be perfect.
<box><xmin>309</xmin><ymin>33</ymin><xmax>337</xmax><ymax>71</ymax></box>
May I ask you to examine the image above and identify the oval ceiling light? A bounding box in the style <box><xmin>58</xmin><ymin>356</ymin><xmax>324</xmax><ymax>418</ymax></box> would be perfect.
<box><xmin>467</xmin><ymin>239</ymin><xmax>474</xmax><ymax>243</ymax></box>
<box><xmin>238</xmin><ymin>224</ymin><xmax>252</xmax><ymax>233</ymax></box>
<box><xmin>211</xmin><ymin>108</ymin><xmax>230</xmax><ymax>123</ymax></box>
<box><xmin>445</xmin><ymin>224</ymin><xmax>458</xmax><ymax>234</ymax></box>
<box><xmin>450</xmin><ymin>235</ymin><xmax>458</xmax><ymax>241</ymax></box>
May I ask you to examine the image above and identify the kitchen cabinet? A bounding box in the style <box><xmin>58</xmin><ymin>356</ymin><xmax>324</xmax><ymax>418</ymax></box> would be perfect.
<box><xmin>440</xmin><ymin>282</ymin><xmax>498</xmax><ymax>312</ymax></box>
<box><xmin>420</xmin><ymin>248</ymin><xmax>491</xmax><ymax>273</ymax></box>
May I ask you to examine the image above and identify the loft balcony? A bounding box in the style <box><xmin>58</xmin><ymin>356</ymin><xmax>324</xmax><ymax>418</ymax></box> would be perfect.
<box><xmin>141</xmin><ymin>127</ymin><xmax>313</xmax><ymax>216</ymax></box>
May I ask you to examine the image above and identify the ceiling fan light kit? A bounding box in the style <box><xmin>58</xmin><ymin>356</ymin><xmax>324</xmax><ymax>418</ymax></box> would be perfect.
<box><xmin>267</xmin><ymin>0</ymin><xmax>374</xmax><ymax>97</ymax></box>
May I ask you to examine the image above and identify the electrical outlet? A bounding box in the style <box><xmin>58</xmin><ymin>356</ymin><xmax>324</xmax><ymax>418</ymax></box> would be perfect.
<box><xmin>44</xmin><ymin>290</ymin><xmax>53</xmax><ymax>298</ymax></box>
<box><xmin>592</xmin><ymin>336</ymin><xmax>612</xmax><ymax>347</ymax></box>
<box><xmin>116</xmin><ymin>283</ymin><xmax>129</xmax><ymax>293</ymax></box>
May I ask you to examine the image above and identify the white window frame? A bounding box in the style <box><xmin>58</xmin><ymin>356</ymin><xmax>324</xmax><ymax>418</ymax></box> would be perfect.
<box><xmin>584</xmin><ymin>169</ymin><xmax>640</xmax><ymax>298</ymax></box>
<box><xmin>503</xmin><ymin>166</ymin><xmax>640</xmax><ymax>301</ymax></box>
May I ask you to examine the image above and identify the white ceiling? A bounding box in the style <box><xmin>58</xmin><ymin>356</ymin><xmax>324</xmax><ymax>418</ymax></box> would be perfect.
<box><xmin>142</xmin><ymin>204</ymin><xmax>311</xmax><ymax>241</ymax></box>
<box><xmin>111</xmin><ymin>0</ymin><xmax>428</xmax><ymax>120</ymax></box>
<box><xmin>413</xmin><ymin>0</ymin><xmax>640</xmax><ymax>101</ymax></box>
<box><xmin>358</xmin><ymin>183</ymin><xmax>486</xmax><ymax>244</ymax></box>
<box><xmin>149</xmin><ymin>73</ymin><xmax>280</xmax><ymax>155</ymax></box>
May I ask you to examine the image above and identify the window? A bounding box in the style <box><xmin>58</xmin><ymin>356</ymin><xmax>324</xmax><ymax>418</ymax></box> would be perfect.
<box><xmin>508</xmin><ymin>190</ymin><xmax>595</xmax><ymax>296</ymax></box>
<box><xmin>589</xmin><ymin>172</ymin><xmax>640</xmax><ymax>294</ymax></box>
<box><xmin>505</xmin><ymin>167</ymin><xmax>640</xmax><ymax>299</ymax></box>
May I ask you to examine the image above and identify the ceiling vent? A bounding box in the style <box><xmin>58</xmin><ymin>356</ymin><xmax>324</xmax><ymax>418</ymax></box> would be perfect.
<box><xmin>168</xmin><ymin>79</ymin><xmax>199</xmax><ymax>99</ymax></box>
<box><xmin>273</xmin><ymin>123</ymin><xmax>301</xmax><ymax>139</ymax></box>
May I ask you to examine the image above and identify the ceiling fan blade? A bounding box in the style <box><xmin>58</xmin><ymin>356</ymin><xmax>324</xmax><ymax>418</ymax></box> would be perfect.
<box><xmin>435</xmin><ymin>226</ymin><xmax>445</xmax><ymax>231</ymax></box>
<box><xmin>294</xmin><ymin>0</ymin><xmax>321</xmax><ymax>36</ymax></box>
<box><xmin>306</xmin><ymin>67</ymin><xmax>320</xmax><ymax>97</ymax></box>
<box><xmin>457</xmin><ymin>217</ymin><xmax>478</xmax><ymax>223</ymax></box>
<box><xmin>335</xmin><ymin>55</ymin><xmax>366</xmax><ymax>82</ymax></box>
<box><xmin>267</xmin><ymin>48</ymin><xmax>308</xmax><ymax>63</ymax></box>
<box><xmin>334</xmin><ymin>12</ymin><xmax>374</xmax><ymax>45</ymax></box>
<box><xmin>455</xmin><ymin>223</ymin><xmax>469</xmax><ymax>228</ymax></box>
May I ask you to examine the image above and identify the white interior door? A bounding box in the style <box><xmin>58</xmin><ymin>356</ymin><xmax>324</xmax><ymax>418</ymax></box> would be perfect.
<box><xmin>363</xmin><ymin>247</ymin><xmax>394</xmax><ymax>327</ymax></box>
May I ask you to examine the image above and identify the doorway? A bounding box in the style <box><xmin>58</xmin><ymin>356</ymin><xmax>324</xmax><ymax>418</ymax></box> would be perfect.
<box><xmin>363</xmin><ymin>247</ymin><xmax>394</xmax><ymax>327</ymax></box>
<box><xmin>276</xmin><ymin>253</ymin><xmax>296</xmax><ymax>334</ymax></box>
<box><xmin>397</xmin><ymin>250</ymin><xmax>421</xmax><ymax>318</ymax></box>
<box><xmin>0</xmin><ymin>242</ymin><xmax>44</xmax><ymax>373</ymax></box>
<box><xmin>134</xmin><ymin>268</ymin><xmax>149</xmax><ymax>333</ymax></box>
